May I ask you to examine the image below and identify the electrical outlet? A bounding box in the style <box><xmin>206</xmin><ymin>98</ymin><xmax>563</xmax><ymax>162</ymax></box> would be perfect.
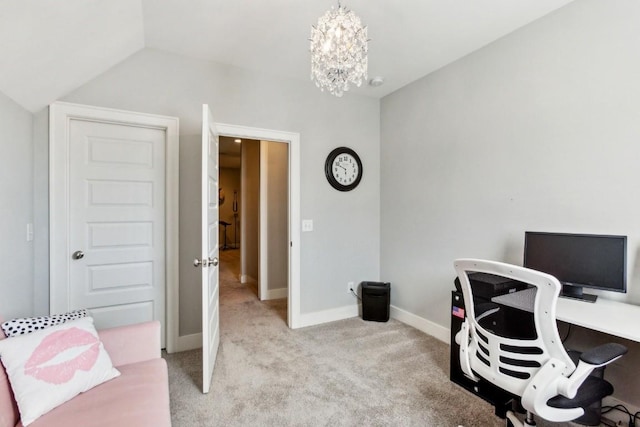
<box><xmin>348</xmin><ymin>281</ymin><xmax>355</xmax><ymax>294</ymax></box>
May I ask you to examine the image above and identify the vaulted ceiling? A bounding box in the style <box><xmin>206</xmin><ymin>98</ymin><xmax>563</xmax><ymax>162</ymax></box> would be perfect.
<box><xmin>0</xmin><ymin>0</ymin><xmax>574</xmax><ymax>112</ymax></box>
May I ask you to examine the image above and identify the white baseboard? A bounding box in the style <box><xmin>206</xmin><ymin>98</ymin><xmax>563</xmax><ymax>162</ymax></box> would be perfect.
<box><xmin>294</xmin><ymin>303</ymin><xmax>451</xmax><ymax>344</ymax></box>
<box><xmin>174</xmin><ymin>332</ymin><xmax>202</xmax><ymax>352</ymax></box>
<box><xmin>171</xmin><ymin>306</ymin><xmax>449</xmax><ymax>352</ymax></box>
<box><xmin>262</xmin><ymin>287</ymin><xmax>287</xmax><ymax>300</ymax></box>
<box><xmin>390</xmin><ymin>305</ymin><xmax>450</xmax><ymax>344</ymax></box>
<box><xmin>240</xmin><ymin>274</ymin><xmax>257</xmax><ymax>284</ymax></box>
<box><xmin>297</xmin><ymin>304</ymin><xmax>359</xmax><ymax>328</ymax></box>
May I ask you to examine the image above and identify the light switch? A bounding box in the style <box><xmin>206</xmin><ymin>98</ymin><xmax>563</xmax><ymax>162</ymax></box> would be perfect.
<box><xmin>302</xmin><ymin>219</ymin><xmax>313</xmax><ymax>232</ymax></box>
<box><xmin>26</xmin><ymin>223</ymin><xmax>33</xmax><ymax>242</ymax></box>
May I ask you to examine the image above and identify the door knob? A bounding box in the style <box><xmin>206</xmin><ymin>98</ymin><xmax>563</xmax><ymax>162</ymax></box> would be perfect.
<box><xmin>194</xmin><ymin>257</ymin><xmax>219</xmax><ymax>267</ymax></box>
<box><xmin>72</xmin><ymin>250</ymin><xmax>84</xmax><ymax>260</ymax></box>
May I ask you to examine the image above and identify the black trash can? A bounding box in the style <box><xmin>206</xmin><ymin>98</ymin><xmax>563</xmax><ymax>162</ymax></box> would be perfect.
<box><xmin>361</xmin><ymin>281</ymin><xmax>391</xmax><ymax>322</ymax></box>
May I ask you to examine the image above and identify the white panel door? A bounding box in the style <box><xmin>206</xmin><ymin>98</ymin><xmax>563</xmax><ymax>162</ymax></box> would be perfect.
<box><xmin>68</xmin><ymin>119</ymin><xmax>166</xmax><ymax>338</ymax></box>
<box><xmin>199</xmin><ymin>104</ymin><xmax>220</xmax><ymax>394</ymax></box>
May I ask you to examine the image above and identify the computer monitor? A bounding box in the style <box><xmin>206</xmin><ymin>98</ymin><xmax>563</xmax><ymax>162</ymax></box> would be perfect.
<box><xmin>523</xmin><ymin>231</ymin><xmax>627</xmax><ymax>302</ymax></box>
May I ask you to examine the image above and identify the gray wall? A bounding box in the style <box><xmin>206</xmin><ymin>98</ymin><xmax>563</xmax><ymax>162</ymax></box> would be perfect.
<box><xmin>32</xmin><ymin>110</ymin><xmax>49</xmax><ymax>316</ymax></box>
<box><xmin>0</xmin><ymin>91</ymin><xmax>34</xmax><ymax>319</ymax></box>
<box><xmin>380</xmin><ymin>0</ymin><xmax>640</xmax><ymax>405</ymax></box>
<box><xmin>265</xmin><ymin>141</ymin><xmax>289</xmax><ymax>292</ymax></box>
<box><xmin>177</xmin><ymin>134</ymin><xmax>201</xmax><ymax>336</ymax></box>
<box><xmin>241</xmin><ymin>140</ymin><xmax>260</xmax><ymax>285</ymax></box>
<box><xmin>24</xmin><ymin>48</ymin><xmax>380</xmax><ymax>335</ymax></box>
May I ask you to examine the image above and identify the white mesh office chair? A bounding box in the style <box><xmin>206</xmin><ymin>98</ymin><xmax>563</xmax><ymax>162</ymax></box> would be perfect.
<box><xmin>454</xmin><ymin>259</ymin><xmax>627</xmax><ymax>426</ymax></box>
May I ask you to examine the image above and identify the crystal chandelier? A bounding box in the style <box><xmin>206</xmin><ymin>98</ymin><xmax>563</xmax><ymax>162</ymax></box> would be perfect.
<box><xmin>310</xmin><ymin>2</ymin><xmax>368</xmax><ymax>97</ymax></box>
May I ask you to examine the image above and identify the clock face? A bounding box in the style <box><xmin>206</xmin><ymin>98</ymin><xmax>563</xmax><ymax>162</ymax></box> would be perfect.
<box><xmin>325</xmin><ymin>147</ymin><xmax>363</xmax><ymax>191</ymax></box>
<box><xmin>332</xmin><ymin>154</ymin><xmax>359</xmax><ymax>186</ymax></box>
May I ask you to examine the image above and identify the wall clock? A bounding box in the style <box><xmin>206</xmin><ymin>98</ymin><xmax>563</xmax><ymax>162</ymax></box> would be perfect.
<box><xmin>324</xmin><ymin>147</ymin><xmax>363</xmax><ymax>191</ymax></box>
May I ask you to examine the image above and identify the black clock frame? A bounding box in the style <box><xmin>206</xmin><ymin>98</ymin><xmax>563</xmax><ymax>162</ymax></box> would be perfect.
<box><xmin>324</xmin><ymin>147</ymin><xmax>363</xmax><ymax>192</ymax></box>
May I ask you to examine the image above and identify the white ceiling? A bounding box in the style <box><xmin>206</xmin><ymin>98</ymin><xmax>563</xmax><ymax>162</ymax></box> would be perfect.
<box><xmin>0</xmin><ymin>0</ymin><xmax>574</xmax><ymax>112</ymax></box>
<box><xmin>0</xmin><ymin>0</ymin><xmax>144</xmax><ymax>112</ymax></box>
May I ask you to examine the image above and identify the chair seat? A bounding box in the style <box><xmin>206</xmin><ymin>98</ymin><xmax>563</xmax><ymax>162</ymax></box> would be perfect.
<box><xmin>547</xmin><ymin>376</ymin><xmax>613</xmax><ymax>409</ymax></box>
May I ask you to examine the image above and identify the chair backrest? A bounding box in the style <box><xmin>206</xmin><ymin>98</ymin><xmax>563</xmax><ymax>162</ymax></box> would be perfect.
<box><xmin>454</xmin><ymin>259</ymin><xmax>575</xmax><ymax>398</ymax></box>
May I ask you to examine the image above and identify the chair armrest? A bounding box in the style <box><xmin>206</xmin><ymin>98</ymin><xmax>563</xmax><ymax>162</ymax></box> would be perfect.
<box><xmin>558</xmin><ymin>343</ymin><xmax>627</xmax><ymax>399</ymax></box>
<box><xmin>580</xmin><ymin>343</ymin><xmax>627</xmax><ymax>366</ymax></box>
<box><xmin>98</xmin><ymin>321</ymin><xmax>161</xmax><ymax>367</ymax></box>
<box><xmin>455</xmin><ymin>321</ymin><xmax>480</xmax><ymax>382</ymax></box>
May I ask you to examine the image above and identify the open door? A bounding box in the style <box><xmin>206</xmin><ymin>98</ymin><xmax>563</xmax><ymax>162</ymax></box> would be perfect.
<box><xmin>194</xmin><ymin>104</ymin><xmax>220</xmax><ymax>394</ymax></box>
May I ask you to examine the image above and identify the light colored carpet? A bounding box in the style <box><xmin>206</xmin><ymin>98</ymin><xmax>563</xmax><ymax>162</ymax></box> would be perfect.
<box><xmin>162</xmin><ymin>251</ymin><xmax>531</xmax><ymax>426</ymax></box>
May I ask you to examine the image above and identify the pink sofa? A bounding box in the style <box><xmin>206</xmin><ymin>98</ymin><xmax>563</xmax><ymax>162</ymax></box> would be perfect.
<box><xmin>0</xmin><ymin>319</ymin><xmax>171</xmax><ymax>427</ymax></box>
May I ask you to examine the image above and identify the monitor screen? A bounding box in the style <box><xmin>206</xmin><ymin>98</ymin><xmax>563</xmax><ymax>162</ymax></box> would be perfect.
<box><xmin>524</xmin><ymin>231</ymin><xmax>627</xmax><ymax>300</ymax></box>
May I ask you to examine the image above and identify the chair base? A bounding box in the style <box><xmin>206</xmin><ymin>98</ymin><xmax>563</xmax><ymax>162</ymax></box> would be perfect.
<box><xmin>505</xmin><ymin>411</ymin><xmax>536</xmax><ymax>427</ymax></box>
<box><xmin>506</xmin><ymin>411</ymin><xmax>522</xmax><ymax>427</ymax></box>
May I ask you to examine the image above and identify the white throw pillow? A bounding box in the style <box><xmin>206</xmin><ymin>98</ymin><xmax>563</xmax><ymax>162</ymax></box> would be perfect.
<box><xmin>0</xmin><ymin>316</ymin><xmax>120</xmax><ymax>426</ymax></box>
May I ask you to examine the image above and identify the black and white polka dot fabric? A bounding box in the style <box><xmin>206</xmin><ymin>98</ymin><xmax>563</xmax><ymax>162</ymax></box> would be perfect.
<box><xmin>1</xmin><ymin>309</ymin><xmax>88</xmax><ymax>338</ymax></box>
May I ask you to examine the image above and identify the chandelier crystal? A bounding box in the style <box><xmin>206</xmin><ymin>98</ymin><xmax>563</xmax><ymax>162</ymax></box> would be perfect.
<box><xmin>310</xmin><ymin>2</ymin><xmax>368</xmax><ymax>97</ymax></box>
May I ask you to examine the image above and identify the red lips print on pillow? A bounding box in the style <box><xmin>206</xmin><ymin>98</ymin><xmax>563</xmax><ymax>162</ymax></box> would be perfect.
<box><xmin>0</xmin><ymin>317</ymin><xmax>120</xmax><ymax>426</ymax></box>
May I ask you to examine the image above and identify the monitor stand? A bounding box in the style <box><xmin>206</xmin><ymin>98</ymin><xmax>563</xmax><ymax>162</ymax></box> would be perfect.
<box><xmin>561</xmin><ymin>284</ymin><xmax>597</xmax><ymax>303</ymax></box>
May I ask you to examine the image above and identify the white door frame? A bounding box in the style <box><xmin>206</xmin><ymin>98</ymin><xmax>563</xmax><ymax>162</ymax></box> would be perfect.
<box><xmin>214</xmin><ymin>123</ymin><xmax>301</xmax><ymax>328</ymax></box>
<box><xmin>258</xmin><ymin>140</ymin><xmax>268</xmax><ymax>301</ymax></box>
<box><xmin>49</xmin><ymin>101</ymin><xmax>180</xmax><ymax>352</ymax></box>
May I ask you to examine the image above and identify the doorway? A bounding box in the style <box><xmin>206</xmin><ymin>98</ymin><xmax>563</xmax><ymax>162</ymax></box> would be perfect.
<box><xmin>219</xmin><ymin>137</ymin><xmax>290</xmax><ymax>301</ymax></box>
<box><xmin>213</xmin><ymin>123</ymin><xmax>301</xmax><ymax>328</ymax></box>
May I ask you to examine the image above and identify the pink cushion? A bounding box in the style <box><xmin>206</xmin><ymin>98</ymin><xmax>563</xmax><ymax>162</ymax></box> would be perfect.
<box><xmin>22</xmin><ymin>359</ymin><xmax>170</xmax><ymax>427</ymax></box>
<box><xmin>98</xmin><ymin>321</ymin><xmax>161</xmax><ymax>367</ymax></box>
<box><xmin>0</xmin><ymin>367</ymin><xmax>19</xmax><ymax>427</ymax></box>
<box><xmin>0</xmin><ymin>322</ymin><xmax>20</xmax><ymax>427</ymax></box>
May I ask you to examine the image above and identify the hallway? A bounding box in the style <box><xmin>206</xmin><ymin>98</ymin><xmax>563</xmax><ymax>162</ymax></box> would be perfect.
<box><xmin>218</xmin><ymin>247</ymin><xmax>287</xmax><ymax>327</ymax></box>
<box><xmin>218</xmin><ymin>249</ymin><xmax>259</xmax><ymax>304</ymax></box>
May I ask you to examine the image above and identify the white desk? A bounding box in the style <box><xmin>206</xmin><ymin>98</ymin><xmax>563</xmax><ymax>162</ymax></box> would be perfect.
<box><xmin>492</xmin><ymin>288</ymin><xmax>640</xmax><ymax>343</ymax></box>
